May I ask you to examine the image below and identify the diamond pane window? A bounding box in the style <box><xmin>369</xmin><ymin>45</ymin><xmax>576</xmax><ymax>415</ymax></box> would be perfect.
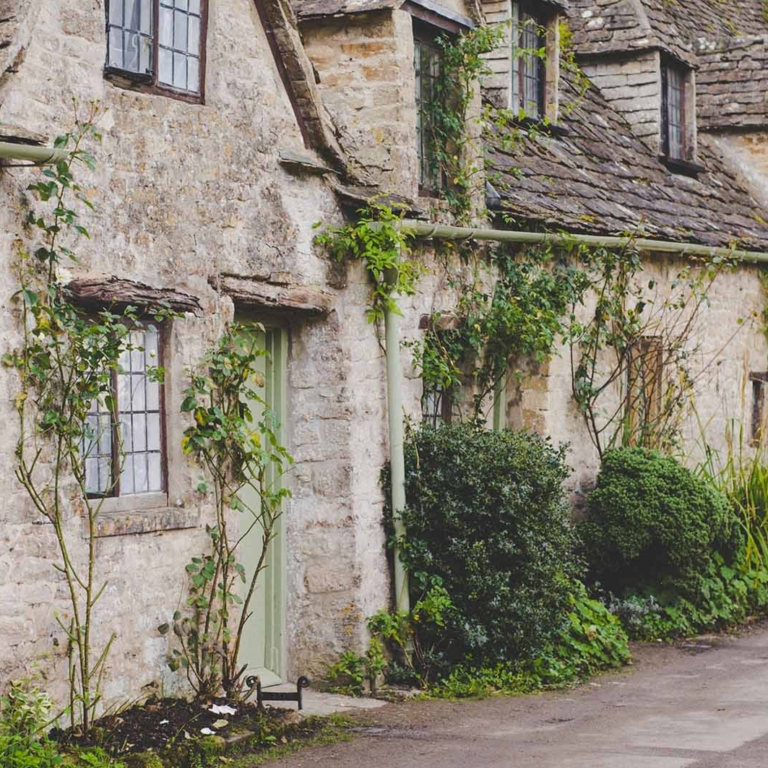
<box><xmin>106</xmin><ymin>0</ymin><xmax>205</xmax><ymax>97</ymax></box>
<box><xmin>82</xmin><ymin>324</ymin><xmax>165</xmax><ymax>497</ymax></box>
<box><xmin>511</xmin><ymin>2</ymin><xmax>546</xmax><ymax>120</ymax></box>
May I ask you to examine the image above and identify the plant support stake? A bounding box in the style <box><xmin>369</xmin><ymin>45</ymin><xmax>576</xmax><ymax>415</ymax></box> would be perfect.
<box><xmin>384</xmin><ymin>303</ymin><xmax>410</xmax><ymax>615</ymax></box>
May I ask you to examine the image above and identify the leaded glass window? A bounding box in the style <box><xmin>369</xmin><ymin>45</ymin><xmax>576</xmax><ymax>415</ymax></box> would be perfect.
<box><xmin>510</xmin><ymin>2</ymin><xmax>546</xmax><ymax>120</ymax></box>
<box><xmin>108</xmin><ymin>0</ymin><xmax>154</xmax><ymax>75</ymax></box>
<box><xmin>106</xmin><ymin>0</ymin><xmax>205</xmax><ymax>97</ymax></box>
<box><xmin>414</xmin><ymin>26</ymin><xmax>444</xmax><ymax>191</ymax></box>
<box><xmin>82</xmin><ymin>324</ymin><xmax>165</xmax><ymax>497</ymax></box>
<box><xmin>157</xmin><ymin>0</ymin><xmax>203</xmax><ymax>94</ymax></box>
<box><xmin>663</xmin><ymin>62</ymin><xmax>687</xmax><ymax>160</ymax></box>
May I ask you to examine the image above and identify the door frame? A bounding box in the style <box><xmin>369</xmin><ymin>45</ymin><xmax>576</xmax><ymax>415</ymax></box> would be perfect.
<box><xmin>237</xmin><ymin>317</ymin><xmax>289</xmax><ymax>687</ymax></box>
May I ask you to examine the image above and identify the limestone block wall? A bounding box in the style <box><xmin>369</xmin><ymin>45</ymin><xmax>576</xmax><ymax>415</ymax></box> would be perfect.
<box><xmin>528</xmin><ymin>254</ymin><xmax>768</xmax><ymax>506</ymax></box>
<box><xmin>300</xmin><ymin>11</ymin><xmax>418</xmax><ymax>197</ymax></box>
<box><xmin>708</xmin><ymin>130</ymin><xmax>768</xmax><ymax>211</ymax></box>
<box><xmin>581</xmin><ymin>51</ymin><xmax>662</xmax><ymax>151</ymax></box>
<box><xmin>0</xmin><ymin>0</ymin><xmax>397</xmax><ymax>704</ymax></box>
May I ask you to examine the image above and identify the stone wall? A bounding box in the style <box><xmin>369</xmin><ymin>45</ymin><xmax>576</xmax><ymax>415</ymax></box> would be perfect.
<box><xmin>708</xmin><ymin>131</ymin><xmax>768</xmax><ymax>211</ymax></box>
<box><xmin>580</xmin><ymin>50</ymin><xmax>661</xmax><ymax>151</ymax></box>
<box><xmin>510</xmin><ymin>253</ymin><xmax>768</xmax><ymax>508</ymax></box>
<box><xmin>300</xmin><ymin>11</ymin><xmax>417</xmax><ymax>197</ymax></box>
<box><xmin>0</xmin><ymin>0</ymin><xmax>396</xmax><ymax>705</ymax></box>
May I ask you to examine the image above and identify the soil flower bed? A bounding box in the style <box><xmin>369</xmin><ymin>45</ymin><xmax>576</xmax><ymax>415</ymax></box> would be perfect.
<box><xmin>52</xmin><ymin>697</ymin><xmax>350</xmax><ymax>768</ymax></box>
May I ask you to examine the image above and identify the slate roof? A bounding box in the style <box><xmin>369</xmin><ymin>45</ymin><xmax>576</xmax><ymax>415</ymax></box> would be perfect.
<box><xmin>568</xmin><ymin>1</ymin><xmax>768</xmax><ymax>132</ymax></box>
<box><xmin>569</xmin><ymin>0</ymin><xmax>768</xmax><ymax>61</ymax></box>
<box><xmin>486</xmin><ymin>71</ymin><xmax>768</xmax><ymax>250</ymax></box>
<box><xmin>697</xmin><ymin>36</ymin><xmax>768</xmax><ymax>130</ymax></box>
<box><xmin>294</xmin><ymin>0</ymin><xmax>399</xmax><ymax>20</ymax></box>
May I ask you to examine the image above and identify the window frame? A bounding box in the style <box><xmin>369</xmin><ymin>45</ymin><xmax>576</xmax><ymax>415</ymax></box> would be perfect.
<box><xmin>83</xmin><ymin>321</ymin><xmax>169</xmax><ymax>502</ymax></box>
<box><xmin>104</xmin><ymin>0</ymin><xmax>209</xmax><ymax>104</ymax></box>
<box><xmin>661</xmin><ymin>57</ymin><xmax>689</xmax><ymax>163</ymax></box>
<box><xmin>421</xmin><ymin>381</ymin><xmax>453</xmax><ymax>427</ymax></box>
<box><xmin>413</xmin><ymin>19</ymin><xmax>450</xmax><ymax>195</ymax></box>
<box><xmin>510</xmin><ymin>0</ymin><xmax>548</xmax><ymax>121</ymax></box>
<box><xmin>626</xmin><ymin>336</ymin><xmax>664</xmax><ymax>449</ymax></box>
<box><xmin>750</xmin><ymin>373</ymin><xmax>768</xmax><ymax>446</ymax></box>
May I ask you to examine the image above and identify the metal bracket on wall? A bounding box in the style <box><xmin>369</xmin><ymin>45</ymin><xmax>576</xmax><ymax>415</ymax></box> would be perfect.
<box><xmin>246</xmin><ymin>675</ymin><xmax>311</xmax><ymax>711</ymax></box>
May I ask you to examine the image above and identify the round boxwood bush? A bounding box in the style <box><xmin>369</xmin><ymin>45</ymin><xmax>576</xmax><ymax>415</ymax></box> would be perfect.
<box><xmin>580</xmin><ymin>447</ymin><xmax>741</xmax><ymax>597</ymax></box>
<box><xmin>387</xmin><ymin>423</ymin><xmax>578</xmax><ymax>666</ymax></box>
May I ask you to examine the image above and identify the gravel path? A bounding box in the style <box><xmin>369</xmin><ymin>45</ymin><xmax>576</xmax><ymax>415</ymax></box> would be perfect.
<box><xmin>268</xmin><ymin>623</ymin><xmax>768</xmax><ymax>767</ymax></box>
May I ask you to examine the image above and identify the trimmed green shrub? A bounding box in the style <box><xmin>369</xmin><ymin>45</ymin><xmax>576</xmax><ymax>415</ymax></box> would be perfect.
<box><xmin>427</xmin><ymin>579</ymin><xmax>630</xmax><ymax>698</ymax></box>
<box><xmin>388</xmin><ymin>423</ymin><xmax>579</xmax><ymax>666</ymax></box>
<box><xmin>581</xmin><ymin>447</ymin><xmax>741</xmax><ymax>598</ymax></box>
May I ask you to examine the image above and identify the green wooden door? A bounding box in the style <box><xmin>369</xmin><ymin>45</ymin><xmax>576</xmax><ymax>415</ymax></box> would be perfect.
<box><xmin>239</xmin><ymin>325</ymin><xmax>288</xmax><ymax>687</ymax></box>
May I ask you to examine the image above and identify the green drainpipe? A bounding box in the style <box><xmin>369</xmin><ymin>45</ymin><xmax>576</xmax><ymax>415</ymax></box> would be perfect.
<box><xmin>0</xmin><ymin>141</ymin><xmax>69</xmax><ymax>165</ymax></box>
<box><xmin>384</xmin><ymin>302</ymin><xmax>410</xmax><ymax>616</ymax></box>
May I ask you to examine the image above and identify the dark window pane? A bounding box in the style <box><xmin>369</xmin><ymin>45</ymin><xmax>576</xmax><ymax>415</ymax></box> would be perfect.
<box><xmin>414</xmin><ymin>31</ymin><xmax>443</xmax><ymax>190</ymax></box>
<box><xmin>664</xmin><ymin>64</ymin><xmax>687</xmax><ymax>160</ymax></box>
<box><xmin>511</xmin><ymin>3</ymin><xmax>545</xmax><ymax>119</ymax></box>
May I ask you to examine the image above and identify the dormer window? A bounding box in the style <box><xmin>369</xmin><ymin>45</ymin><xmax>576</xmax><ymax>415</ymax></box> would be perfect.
<box><xmin>662</xmin><ymin>61</ymin><xmax>688</xmax><ymax>160</ymax></box>
<box><xmin>510</xmin><ymin>2</ymin><xmax>546</xmax><ymax>119</ymax></box>
<box><xmin>660</xmin><ymin>57</ymin><xmax>700</xmax><ymax>172</ymax></box>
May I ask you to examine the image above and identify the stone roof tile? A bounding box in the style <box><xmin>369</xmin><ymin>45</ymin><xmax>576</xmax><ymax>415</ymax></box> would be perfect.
<box><xmin>486</xmin><ymin>70</ymin><xmax>768</xmax><ymax>250</ymax></box>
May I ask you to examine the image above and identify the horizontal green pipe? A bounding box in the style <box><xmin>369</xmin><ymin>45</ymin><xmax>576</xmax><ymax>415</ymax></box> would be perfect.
<box><xmin>0</xmin><ymin>141</ymin><xmax>69</xmax><ymax>165</ymax></box>
<box><xmin>400</xmin><ymin>219</ymin><xmax>768</xmax><ymax>264</ymax></box>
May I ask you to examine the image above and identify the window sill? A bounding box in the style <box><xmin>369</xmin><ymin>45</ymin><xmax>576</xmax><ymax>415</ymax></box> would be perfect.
<box><xmin>104</xmin><ymin>68</ymin><xmax>204</xmax><ymax>105</ymax></box>
<box><xmin>418</xmin><ymin>185</ymin><xmax>443</xmax><ymax>199</ymax></box>
<box><xmin>659</xmin><ymin>155</ymin><xmax>705</xmax><ymax>177</ymax></box>
<box><xmin>89</xmin><ymin>503</ymin><xmax>198</xmax><ymax>538</ymax></box>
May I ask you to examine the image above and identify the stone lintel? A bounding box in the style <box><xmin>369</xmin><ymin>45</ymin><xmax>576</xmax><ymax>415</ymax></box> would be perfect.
<box><xmin>217</xmin><ymin>275</ymin><xmax>335</xmax><ymax>316</ymax></box>
<box><xmin>67</xmin><ymin>276</ymin><xmax>203</xmax><ymax>315</ymax></box>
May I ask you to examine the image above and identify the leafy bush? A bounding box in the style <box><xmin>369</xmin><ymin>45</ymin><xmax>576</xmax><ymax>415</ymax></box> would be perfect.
<box><xmin>607</xmin><ymin>554</ymin><xmax>768</xmax><ymax>641</ymax></box>
<box><xmin>428</xmin><ymin>580</ymin><xmax>630</xmax><ymax>698</ymax></box>
<box><xmin>581</xmin><ymin>447</ymin><xmax>741</xmax><ymax>599</ymax></box>
<box><xmin>555</xmin><ymin>581</ymin><xmax>630</xmax><ymax>676</ymax></box>
<box><xmin>387</xmin><ymin>423</ymin><xmax>579</xmax><ymax>666</ymax></box>
<box><xmin>0</xmin><ymin>680</ymin><xmax>62</xmax><ymax>768</ymax></box>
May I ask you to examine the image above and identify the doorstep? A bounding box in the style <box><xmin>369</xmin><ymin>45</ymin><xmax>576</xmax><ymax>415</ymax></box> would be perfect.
<box><xmin>265</xmin><ymin>683</ymin><xmax>387</xmax><ymax>717</ymax></box>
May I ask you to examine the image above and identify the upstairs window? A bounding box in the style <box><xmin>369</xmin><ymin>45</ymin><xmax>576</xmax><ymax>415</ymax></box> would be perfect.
<box><xmin>82</xmin><ymin>324</ymin><xmax>166</xmax><ymax>497</ymax></box>
<box><xmin>510</xmin><ymin>1</ymin><xmax>546</xmax><ymax>120</ymax></box>
<box><xmin>106</xmin><ymin>0</ymin><xmax>206</xmax><ymax>98</ymax></box>
<box><xmin>414</xmin><ymin>23</ymin><xmax>444</xmax><ymax>192</ymax></box>
<box><xmin>662</xmin><ymin>60</ymin><xmax>689</xmax><ymax>161</ymax></box>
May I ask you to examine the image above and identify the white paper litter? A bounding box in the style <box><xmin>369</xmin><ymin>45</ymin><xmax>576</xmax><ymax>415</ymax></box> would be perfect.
<box><xmin>209</xmin><ymin>704</ymin><xmax>237</xmax><ymax>716</ymax></box>
<box><xmin>200</xmin><ymin>728</ymin><xmax>215</xmax><ymax>735</ymax></box>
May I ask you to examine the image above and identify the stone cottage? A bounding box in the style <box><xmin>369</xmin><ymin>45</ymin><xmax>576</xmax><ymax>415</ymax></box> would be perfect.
<box><xmin>2</xmin><ymin>0</ymin><xmax>768</xmax><ymax>710</ymax></box>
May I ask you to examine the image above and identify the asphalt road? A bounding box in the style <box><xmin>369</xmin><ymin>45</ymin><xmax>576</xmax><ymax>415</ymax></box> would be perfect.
<box><xmin>268</xmin><ymin>624</ymin><xmax>768</xmax><ymax>767</ymax></box>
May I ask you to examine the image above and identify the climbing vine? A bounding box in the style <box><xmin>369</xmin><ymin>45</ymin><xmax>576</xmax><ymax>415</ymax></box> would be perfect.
<box><xmin>424</xmin><ymin>25</ymin><xmax>506</xmax><ymax>220</ymax></box>
<box><xmin>411</xmin><ymin>241</ymin><xmax>591</xmax><ymax>419</ymax></box>
<box><xmin>315</xmin><ymin>204</ymin><xmax>422</xmax><ymax>322</ymax></box>
<box><xmin>568</xmin><ymin>252</ymin><xmax>740</xmax><ymax>457</ymax></box>
<box><xmin>6</xmin><ymin>102</ymin><xmax>173</xmax><ymax>734</ymax></box>
<box><xmin>163</xmin><ymin>325</ymin><xmax>293</xmax><ymax>700</ymax></box>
